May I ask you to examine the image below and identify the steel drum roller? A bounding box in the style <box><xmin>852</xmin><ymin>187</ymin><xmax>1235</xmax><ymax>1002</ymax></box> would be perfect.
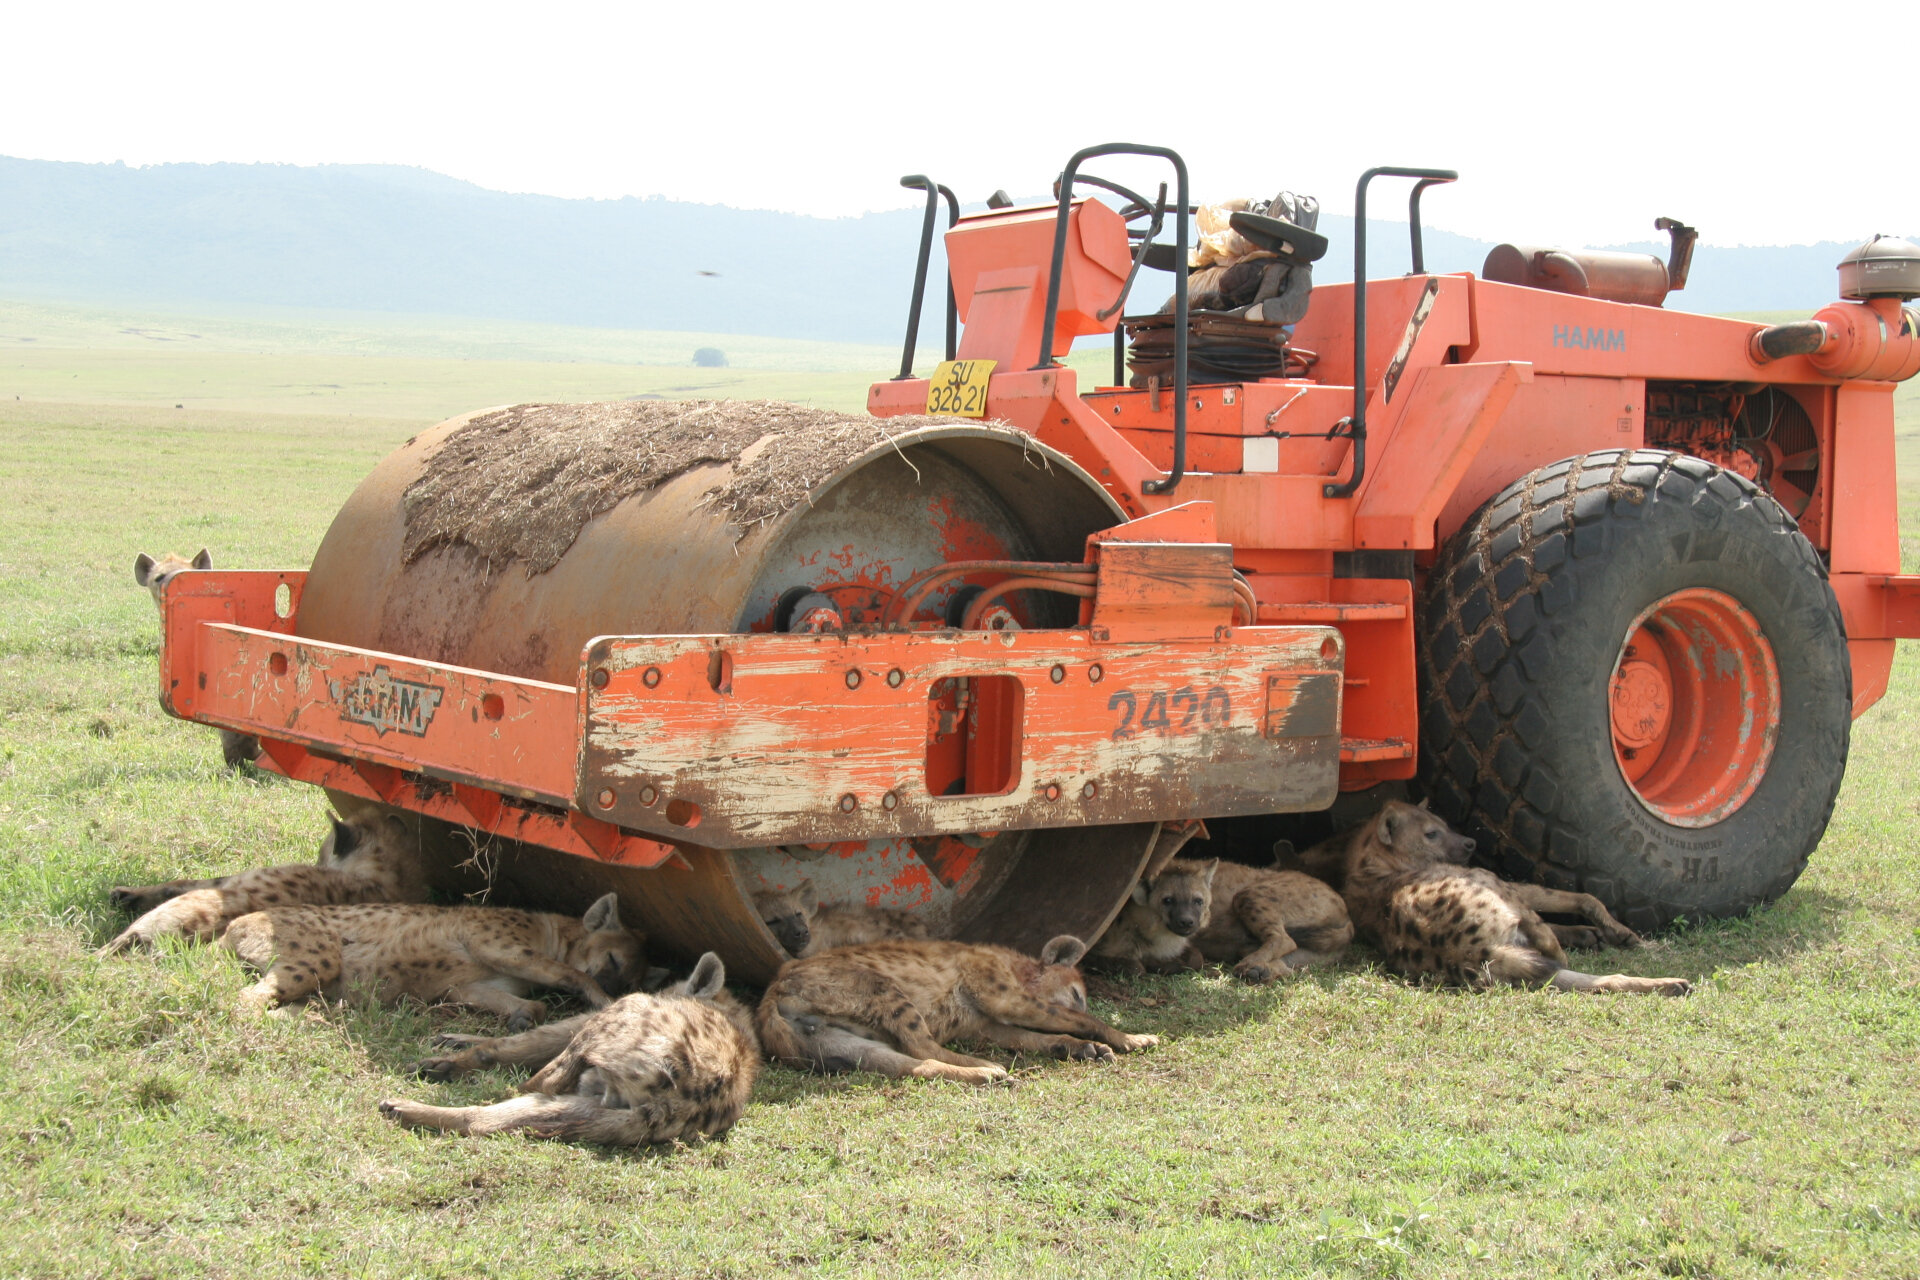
<box><xmin>298</xmin><ymin>409</ymin><xmax>1159</xmax><ymax>983</ymax></box>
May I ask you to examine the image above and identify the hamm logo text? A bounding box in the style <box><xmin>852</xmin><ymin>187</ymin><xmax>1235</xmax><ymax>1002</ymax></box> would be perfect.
<box><xmin>1553</xmin><ymin>324</ymin><xmax>1626</xmax><ymax>352</ymax></box>
<box><xmin>331</xmin><ymin>666</ymin><xmax>444</xmax><ymax>737</ymax></box>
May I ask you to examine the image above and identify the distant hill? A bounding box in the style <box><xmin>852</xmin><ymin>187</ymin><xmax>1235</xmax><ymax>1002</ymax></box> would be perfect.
<box><xmin>0</xmin><ymin>156</ymin><xmax>1884</xmax><ymax>345</ymax></box>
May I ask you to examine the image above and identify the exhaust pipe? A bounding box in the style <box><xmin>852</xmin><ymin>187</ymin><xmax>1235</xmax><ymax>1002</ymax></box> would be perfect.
<box><xmin>1749</xmin><ymin>319</ymin><xmax>1828</xmax><ymax>364</ymax></box>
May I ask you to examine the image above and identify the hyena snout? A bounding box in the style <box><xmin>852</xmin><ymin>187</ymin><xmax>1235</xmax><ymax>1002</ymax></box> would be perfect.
<box><xmin>766</xmin><ymin>914</ymin><xmax>810</xmax><ymax>954</ymax></box>
<box><xmin>1165</xmin><ymin>911</ymin><xmax>1204</xmax><ymax>936</ymax></box>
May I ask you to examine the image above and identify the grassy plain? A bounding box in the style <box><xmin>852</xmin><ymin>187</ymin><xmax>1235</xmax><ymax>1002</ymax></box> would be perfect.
<box><xmin>0</xmin><ymin>302</ymin><xmax>1917</xmax><ymax>1278</ymax></box>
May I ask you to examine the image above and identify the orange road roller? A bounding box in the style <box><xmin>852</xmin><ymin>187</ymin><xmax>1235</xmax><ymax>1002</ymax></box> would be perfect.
<box><xmin>153</xmin><ymin>143</ymin><xmax>1920</xmax><ymax>982</ymax></box>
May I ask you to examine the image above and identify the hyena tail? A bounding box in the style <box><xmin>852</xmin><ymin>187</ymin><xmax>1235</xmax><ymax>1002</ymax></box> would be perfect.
<box><xmin>754</xmin><ymin>997</ymin><xmax>819</xmax><ymax>1067</ymax></box>
<box><xmin>1481</xmin><ymin>944</ymin><xmax>1563</xmax><ymax>988</ymax></box>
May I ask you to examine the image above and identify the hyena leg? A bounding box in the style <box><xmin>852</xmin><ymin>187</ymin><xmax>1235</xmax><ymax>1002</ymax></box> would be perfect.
<box><xmin>411</xmin><ymin>1016</ymin><xmax>589</xmax><ymax>1081</ymax></box>
<box><xmin>1549</xmin><ymin>923</ymin><xmax>1606</xmax><ymax>951</ymax></box>
<box><xmin>1279</xmin><ymin>910</ymin><xmax>1353</xmax><ymax>973</ymax></box>
<box><xmin>1504</xmin><ymin>883</ymin><xmax>1643</xmax><ymax>947</ymax></box>
<box><xmin>813</xmin><ymin>1026</ymin><xmax>1008</xmax><ymax>1085</ymax></box>
<box><xmin>462</xmin><ymin>944</ymin><xmax>613</xmax><ymax>1009</ymax></box>
<box><xmin>1516</xmin><ymin>914</ymin><xmax>1570</xmax><ymax>966</ymax></box>
<box><xmin>974</xmin><ymin>1021</ymin><xmax>1115</xmax><ymax>1063</ymax></box>
<box><xmin>108</xmin><ymin>876</ymin><xmax>223</xmax><ymax>916</ymax></box>
<box><xmin>1550</xmin><ymin>968</ymin><xmax>1692</xmax><ymax>997</ymax></box>
<box><xmin>970</xmin><ymin>990</ymin><xmax>1159</xmax><ymax>1054</ymax></box>
<box><xmin>98</xmin><ymin>888</ymin><xmax>232</xmax><ymax>956</ymax></box>
<box><xmin>442</xmin><ymin>981</ymin><xmax>549</xmax><ymax>1031</ymax></box>
<box><xmin>1224</xmin><ymin>891</ymin><xmax>1301</xmax><ymax>984</ymax></box>
<box><xmin>221</xmin><ymin>914</ymin><xmax>342</xmax><ymax>1013</ymax></box>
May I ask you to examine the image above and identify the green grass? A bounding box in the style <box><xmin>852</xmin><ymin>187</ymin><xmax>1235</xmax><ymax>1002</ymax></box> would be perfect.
<box><xmin>2</xmin><ymin>324</ymin><xmax>1919</xmax><ymax>1278</ymax></box>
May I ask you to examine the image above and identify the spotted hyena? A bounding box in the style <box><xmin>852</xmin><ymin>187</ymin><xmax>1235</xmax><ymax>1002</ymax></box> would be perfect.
<box><xmin>751</xmin><ymin>878</ymin><xmax>929</xmax><ymax>956</ymax></box>
<box><xmin>379</xmin><ymin>951</ymin><xmax>758</xmax><ymax>1146</ymax></box>
<box><xmin>756</xmin><ymin>936</ymin><xmax>1157</xmax><ymax>1085</ymax></box>
<box><xmin>219</xmin><ymin>892</ymin><xmax>645</xmax><ymax>1027</ymax></box>
<box><xmin>132</xmin><ymin>547</ymin><xmax>259</xmax><ymax>768</ymax></box>
<box><xmin>1092</xmin><ymin>857</ymin><xmax>1352</xmax><ymax>982</ymax></box>
<box><xmin>100</xmin><ymin>813</ymin><xmax>429</xmax><ymax>955</ymax></box>
<box><xmin>1340</xmin><ymin>800</ymin><xmax>1688</xmax><ymax>995</ymax></box>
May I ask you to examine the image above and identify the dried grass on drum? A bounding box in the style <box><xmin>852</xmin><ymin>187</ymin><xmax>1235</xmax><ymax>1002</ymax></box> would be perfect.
<box><xmin>400</xmin><ymin>400</ymin><xmax>1018</xmax><ymax>575</ymax></box>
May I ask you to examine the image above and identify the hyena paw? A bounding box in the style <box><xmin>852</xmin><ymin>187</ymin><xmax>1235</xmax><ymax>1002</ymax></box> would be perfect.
<box><xmin>107</xmin><ymin>887</ymin><xmax>142</xmax><ymax>912</ymax></box>
<box><xmin>1051</xmin><ymin>1038</ymin><xmax>1115</xmax><ymax>1063</ymax></box>
<box><xmin>378</xmin><ymin>1099</ymin><xmax>418</xmax><ymax>1125</ymax></box>
<box><xmin>505</xmin><ymin>1004</ymin><xmax>546</xmax><ymax>1032</ymax></box>
<box><xmin>1652</xmin><ymin>977</ymin><xmax>1691</xmax><ymax>997</ymax></box>
<box><xmin>1608</xmin><ymin>925</ymin><xmax>1646</xmax><ymax>949</ymax></box>
<box><xmin>1116</xmin><ymin>1032</ymin><xmax>1160</xmax><ymax>1052</ymax></box>
<box><xmin>1232</xmin><ymin>960</ymin><xmax>1276</xmax><ymax>985</ymax></box>
<box><xmin>409</xmin><ymin>1057</ymin><xmax>460</xmax><ymax>1082</ymax></box>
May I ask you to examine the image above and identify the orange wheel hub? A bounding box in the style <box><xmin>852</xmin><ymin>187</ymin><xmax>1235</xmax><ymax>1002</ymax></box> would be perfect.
<box><xmin>1609</xmin><ymin>588</ymin><xmax>1780</xmax><ymax>827</ymax></box>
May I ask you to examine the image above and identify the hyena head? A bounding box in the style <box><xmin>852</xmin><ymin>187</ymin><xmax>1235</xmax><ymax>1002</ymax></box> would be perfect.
<box><xmin>317</xmin><ymin>811</ymin><xmax>402</xmax><ymax>867</ymax></box>
<box><xmin>132</xmin><ymin>548</ymin><xmax>212</xmax><ymax>607</ymax></box>
<box><xmin>1369</xmin><ymin>800</ymin><xmax>1477</xmax><ymax>871</ymax></box>
<box><xmin>567</xmin><ymin>893</ymin><xmax>646</xmax><ymax>997</ymax></box>
<box><xmin>1032</xmin><ymin>935</ymin><xmax>1093</xmax><ymax>1012</ymax></box>
<box><xmin>752</xmin><ymin>878</ymin><xmax>819</xmax><ymax>954</ymax></box>
<box><xmin>1136</xmin><ymin>859</ymin><xmax>1217</xmax><ymax>936</ymax></box>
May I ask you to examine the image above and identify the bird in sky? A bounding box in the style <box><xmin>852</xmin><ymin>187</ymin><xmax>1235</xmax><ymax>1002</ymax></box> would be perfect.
<box><xmin>696</xmin><ymin>270</ymin><xmax>720</xmax><ymax>277</ymax></box>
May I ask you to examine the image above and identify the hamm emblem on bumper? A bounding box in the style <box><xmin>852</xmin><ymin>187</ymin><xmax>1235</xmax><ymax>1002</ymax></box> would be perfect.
<box><xmin>330</xmin><ymin>666</ymin><xmax>444</xmax><ymax>737</ymax></box>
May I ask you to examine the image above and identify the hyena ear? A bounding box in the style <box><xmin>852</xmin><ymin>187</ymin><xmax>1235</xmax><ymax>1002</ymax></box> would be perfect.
<box><xmin>329</xmin><ymin>816</ymin><xmax>362</xmax><ymax>860</ymax></box>
<box><xmin>133</xmin><ymin>553</ymin><xmax>156</xmax><ymax>586</ymax></box>
<box><xmin>1130</xmin><ymin>879</ymin><xmax>1151</xmax><ymax>906</ymax></box>
<box><xmin>1271</xmin><ymin>839</ymin><xmax>1295</xmax><ymax>863</ymax></box>
<box><xmin>794</xmin><ymin>877</ymin><xmax>818</xmax><ymax>913</ymax></box>
<box><xmin>685</xmin><ymin>951</ymin><xmax>726</xmax><ymax>1000</ymax></box>
<box><xmin>1417</xmin><ymin>796</ymin><xmax>1432</xmax><ymax>811</ymax></box>
<box><xmin>1197</xmin><ymin>857</ymin><xmax>1220</xmax><ymax>888</ymax></box>
<box><xmin>1378</xmin><ymin>807</ymin><xmax>1404</xmax><ymax>849</ymax></box>
<box><xmin>1039</xmin><ymin>935</ymin><xmax>1088</xmax><ymax>968</ymax></box>
<box><xmin>191</xmin><ymin>548</ymin><xmax>213</xmax><ymax>571</ymax></box>
<box><xmin>582</xmin><ymin>892</ymin><xmax>623</xmax><ymax>934</ymax></box>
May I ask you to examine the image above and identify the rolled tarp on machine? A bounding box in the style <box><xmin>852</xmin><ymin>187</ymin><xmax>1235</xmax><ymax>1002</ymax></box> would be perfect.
<box><xmin>295</xmin><ymin>400</ymin><xmax>1157</xmax><ymax>983</ymax></box>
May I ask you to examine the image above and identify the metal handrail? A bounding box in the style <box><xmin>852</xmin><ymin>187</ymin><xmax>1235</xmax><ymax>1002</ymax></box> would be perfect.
<box><xmin>1033</xmin><ymin>144</ymin><xmax>1191</xmax><ymax>495</ymax></box>
<box><xmin>1324</xmin><ymin>165</ymin><xmax>1457</xmax><ymax>499</ymax></box>
<box><xmin>894</xmin><ymin>175</ymin><xmax>960</xmax><ymax>379</ymax></box>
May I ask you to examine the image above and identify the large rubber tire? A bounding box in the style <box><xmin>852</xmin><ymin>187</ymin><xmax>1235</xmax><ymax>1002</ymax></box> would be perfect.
<box><xmin>1416</xmin><ymin>449</ymin><xmax>1851</xmax><ymax>933</ymax></box>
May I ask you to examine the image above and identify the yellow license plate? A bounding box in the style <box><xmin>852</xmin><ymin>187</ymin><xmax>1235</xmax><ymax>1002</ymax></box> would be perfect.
<box><xmin>925</xmin><ymin>359</ymin><xmax>996</xmax><ymax>417</ymax></box>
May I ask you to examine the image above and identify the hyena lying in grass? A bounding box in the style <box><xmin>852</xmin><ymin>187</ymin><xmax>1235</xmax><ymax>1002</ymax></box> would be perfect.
<box><xmin>1340</xmin><ymin>800</ymin><xmax>1690</xmax><ymax>995</ymax></box>
<box><xmin>1090</xmin><ymin>857</ymin><xmax>1352</xmax><ymax>982</ymax></box>
<box><xmin>220</xmin><ymin>892</ymin><xmax>645</xmax><ymax>1028</ymax></box>
<box><xmin>132</xmin><ymin>547</ymin><xmax>259</xmax><ymax>769</ymax></box>
<box><xmin>100</xmin><ymin>814</ymin><xmax>428</xmax><ymax>955</ymax></box>
<box><xmin>757</xmin><ymin>936</ymin><xmax>1156</xmax><ymax>1085</ymax></box>
<box><xmin>751</xmin><ymin>878</ymin><xmax>928</xmax><ymax>956</ymax></box>
<box><xmin>381</xmin><ymin>952</ymin><xmax>758</xmax><ymax>1147</ymax></box>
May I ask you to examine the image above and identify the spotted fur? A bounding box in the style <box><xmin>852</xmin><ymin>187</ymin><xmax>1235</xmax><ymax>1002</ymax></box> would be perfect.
<box><xmin>100</xmin><ymin>814</ymin><xmax>429</xmax><ymax>955</ymax></box>
<box><xmin>1341</xmin><ymin>800</ymin><xmax>1688</xmax><ymax>995</ymax></box>
<box><xmin>756</xmin><ymin>936</ymin><xmax>1157</xmax><ymax>1085</ymax></box>
<box><xmin>381</xmin><ymin>952</ymin><xmax>759</xmax><ymax>1146</ymax></box>
<box><xmin>219</xmin><ymin>892</ymin><xmax>645</xmax><ymax>1028</ymax></box>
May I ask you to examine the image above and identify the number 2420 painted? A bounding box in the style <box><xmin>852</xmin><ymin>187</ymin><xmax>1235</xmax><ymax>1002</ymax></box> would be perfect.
<box><xmin>1109</xmin><ymin>686</ymin><xmax>1230</xmax><ymax>741</ymax></box>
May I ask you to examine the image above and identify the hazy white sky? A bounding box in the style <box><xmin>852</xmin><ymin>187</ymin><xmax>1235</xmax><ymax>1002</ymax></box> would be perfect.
<box><xmin>4</xmin><ymin>0</ymin><xmax>1912</xmax><ymax>248</ymax></box>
